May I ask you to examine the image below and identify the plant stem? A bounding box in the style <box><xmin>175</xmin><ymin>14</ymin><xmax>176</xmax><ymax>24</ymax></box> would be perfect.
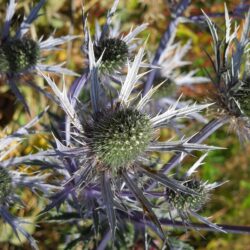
<box><xmin>143</xmin><ymin>0</ymin><xmax>191</xmax><ymax>96</ymax></box>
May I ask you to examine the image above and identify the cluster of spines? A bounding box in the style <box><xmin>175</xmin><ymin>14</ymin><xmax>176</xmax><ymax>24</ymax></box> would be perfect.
<box><xmin>84</xmin><ymin>108</ymin><xmax>153</xmax><ymax>170</ymax></box>
<box><xmin>94</xmin><ymin>38</ymin><xmax>128</xmax><ymax>73</ymax></box>
<box><xmin>0</xmin><ymin>38</ymin><xmax>40</xmax><ymax>74</ymax></box>
<box><xmin>165</xmin><ymin>179</ymin><xmax>209</xmax><ymax>211</ymax></box>
<box><xmin>0</xmin><ymin>167</ymin><xmax>12</xmax><ymax>204</ymax></box>
<box><xmin>233</xmin><ymin>80</ymin><xmax>250</xmax><ymax>117</ymax></box>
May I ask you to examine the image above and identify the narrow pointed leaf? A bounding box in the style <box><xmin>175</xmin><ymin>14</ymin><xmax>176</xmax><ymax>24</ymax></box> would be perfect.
<box><xmin>138</xmin><ymin>166</ymin><xmax>199</xmax><ymax>196</ymax></box>
<box><xmin>100</xmin><ymin>172</ymin><xmax>116</xmax><ymax>241</ymax></box>
<box><xmin>122</xmin><ymin>171</ymin><xmax>164</xmax><ymax>239</ymax></box>
<box><xmin>189</xmin><ymin>210</ymin><xmax>226</xmax><ymax>233</ymax></box>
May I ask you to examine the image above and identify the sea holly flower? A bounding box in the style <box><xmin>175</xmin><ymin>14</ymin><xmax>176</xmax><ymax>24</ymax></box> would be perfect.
<box><xmin>152</xmin><ymin>154</ymin><xmax>225</xmax><ymax>234</ymax></box>
<box><xmin>38</xmin><ymin>41</ymin><xmax>220</xmax><ymax>241</ymax></box>
<box><xmin>202</xmin><ymin>5</ymin><xmax>250</xmax><ymax>143</ymax></box>
<box><xmin>165</xmin><ymin>178</ymin><xmax>222</xmax><ymax>231</ymax></box>
<box><xmin>83</xmin><ymin>0</ymin><xmax>148</xmax><ymax>76</ymax></box>
<box><xmin>0</xmin><ymin>0</ymin><xmax>79</xmax><ymax>113</ymax></box>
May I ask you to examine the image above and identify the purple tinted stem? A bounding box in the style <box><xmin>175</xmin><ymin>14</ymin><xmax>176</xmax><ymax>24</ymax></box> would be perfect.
<box><xmin>123</xmin><ymin>211</ymin><xmax>250</xmax><ymax>234</ymax></box>
<box><xmin>143</xmin><ymin>0</ymin><xmax>191</xmax><ymax>95</ymax></box>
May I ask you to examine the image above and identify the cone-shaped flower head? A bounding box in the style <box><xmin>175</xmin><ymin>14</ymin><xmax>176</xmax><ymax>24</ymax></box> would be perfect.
<box><xmin>84</xmin><ymin>107</ymin><xmax>152</xmax><ymax>170</ymax></box>
<box><xmin>94</xmin><ymin>38</ymin><xmax>129</xmax><ymax>73</ymax></box>
<box><xmin>0</xmin><ymin>0</ymin><xmax>78</xmax><ymax>113</ymax></box>
<box><xmin>166</xmin><ymin>179</ymin><xmax>209</xmax><ymax>211</ymax></box>
<box><xmin>83</xmin><ymin>0</ymin><xmax>147</xmax><ymax>77</ymax></box>
<box><xmin>0</xmin><ymin>38</ymin><xmax>40</xmax><ymax>74</ymax></box>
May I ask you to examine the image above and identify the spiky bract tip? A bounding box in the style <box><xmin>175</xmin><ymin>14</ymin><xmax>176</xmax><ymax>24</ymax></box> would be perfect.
<box><xmin>0</xmin><ymin>38</ymin><xmax>40</xmax><ymax>74</ymax></box>
<box><xmin>168</xmin><ymin>237</ymin><xmax>194</xmax><ymax>250</ymax></box>
<box><xmin>166</xmin><ymin>179</ymin><xmax>209</xmax><ymax>211</ymax></box>
<box><xmin>0</xmin><ymin>167</ymin><xmax>12</xmax><ymax>204</ymax></box>
<box><xmin>234</xmin><ymin>80</ymin><xmax>250</xmax><ymax>117</ymax></box>
<box><xmin>94</xmin><ymin>38</ymin><xmax>128</xmax><ymax>73</ymax></box>
<box><xmin>84</xmin><ymin>108</ymin><xmax>152</xmax><ymax>170</ymax></box>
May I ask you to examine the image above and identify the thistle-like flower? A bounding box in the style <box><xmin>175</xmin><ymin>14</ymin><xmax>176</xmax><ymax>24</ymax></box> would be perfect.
<box><xmin>39</xmin><ymin>37</ymin><xmax>221</xmax><ymax>241</ymax></box>
<box><xmin>203</xmin><ymin>5</ymin><xmax>250</xmax><ymax>142</ymax></box>
<box><xmin>165</xmin><ymin>176</ymin><xmax>223</xmax><ymax>232</ymax></box>
<box><xmin>83</xmin><ymin>0</ymin><xmax>148</xmax><ymax>76</ymax></box>
<box><xmin>0</xmin><ymin>0</ymin><xmax>78</xmax><ymax>112</ymax></box>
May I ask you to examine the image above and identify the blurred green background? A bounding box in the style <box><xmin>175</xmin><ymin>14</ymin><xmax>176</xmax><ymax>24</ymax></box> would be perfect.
<box><xmin>0</xmin><ymin>0</ymin><xmax>249</xmax><ymax>249</ymax></box>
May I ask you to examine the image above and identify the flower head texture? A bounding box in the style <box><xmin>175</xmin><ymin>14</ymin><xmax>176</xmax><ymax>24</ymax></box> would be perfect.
<box><xmin>39</xmin><ymin>39</ymin><xmax>221</xmax><ymax>241</ymax></box>
<box><xmin>0</xmin><ymin>0</ymin><xmax>78</xmax><ymax>112</ymax></box>
<box><xmin>0</xmin><ymin>38</ymin><xmax>40</xmax><ymax>74</ymax></box>
<box><xmin>83</xmin><ymin>0</ymin><xmax>148</xmax><ymax>76</ymax></box>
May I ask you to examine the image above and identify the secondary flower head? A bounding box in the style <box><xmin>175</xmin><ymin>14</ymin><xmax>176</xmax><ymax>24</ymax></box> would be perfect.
<box><xmin>161</xmin><ymin>154</ymin><xmax>225</xmax><ymax>232</ymax></box>
<box><xmin>166</xmin><ymin>178</ymin><xmax>210</xmax><ymax>212</ymax></box>
<box><xmin>93</xmin><ymin>38</ymin><xmax>129</xmax><ymax>73</ymax></box>
<box><xmin>40</xmin><ymin>38</ymin><xmax>220</xmax><ymax>240</ymax></box>
<box><xmin>0</xmin><ymin>0</ymin><xmax>78</xmax><ymax>112</ymax></box>
<box><xmin>203</xmin><ymin>5</ymin><xmax>250</xmax><ymax>142</ymax></box>
<box><xmin>83</xmin><ymin>0</ymin><xmax>147</xmax><ymax>76</ymax></box>
<box><xmin>0</xmin><ymin>38</ymin><xmax>40</xmax><ymax>74</ymax></box>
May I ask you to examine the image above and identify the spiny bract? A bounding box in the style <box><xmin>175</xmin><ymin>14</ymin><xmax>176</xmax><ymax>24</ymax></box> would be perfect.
<box><xmin>94</xmin><ymin>38</ymin><xmax>128</xmax><ymax>73</ymax></box>
<box><xmin>0</xmin><ymin>167</ymin><xmax>12</xmax><ymax>204</ymax></box>
<box><xmin>234</xmin><ymin>80</ymin><xmax>250</xmax><ymax>117</ymax></box>
<box><xmin>0</xmin><ymin>38</ymin><xmax>40</xmax><ymax>74</ymax></box>
<box><xmin>166</xmin><ymin>179</ymin><xmax>209</xmax><ymax>211</ymax></box>
<box><xmin>84</xmin><ymin>107</ymin><xmax>153</xmax><ymax>170</ymax></box>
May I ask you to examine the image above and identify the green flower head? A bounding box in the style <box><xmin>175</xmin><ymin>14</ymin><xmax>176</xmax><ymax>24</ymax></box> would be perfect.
<box><xmin>166</xmin><ymin>179</ymin><xmax>209</xmax><ymax>211</ymax></box>
<box><xmin>84</xmin><ymin>107</ymin><xmax>153</xmax><ymax>171</ymax></box>
<box><xmin>0</xmin><ymin>38</ymin><xmax>40</xmax><ymax>74</ymax></box>
<box><xmin>94</xmin><ymin>38</ymin><xmax>129</xmax><ymax>73</ymax></box>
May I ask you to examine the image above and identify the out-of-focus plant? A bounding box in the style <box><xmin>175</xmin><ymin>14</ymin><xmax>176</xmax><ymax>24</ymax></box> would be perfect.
<box><xmin>0</xmin><ymin>0</ymin><xmax>78</xmax><ymax>113</ymax></box>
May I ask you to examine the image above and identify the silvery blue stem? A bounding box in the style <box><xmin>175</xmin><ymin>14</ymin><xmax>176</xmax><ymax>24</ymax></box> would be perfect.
<box><xmin>130</xmin><ymin>211</ymin><xmax>250</xmax><ymax>234</ymax></box>
<box><xmin>143</xmin><ymin>0</ymin><xmax>191</xmax><ymax>95</ymax></box>
<box><xmin>96</xmin><ymin>230</ymin><xmax>111</xmax><ymax>250</ymax></box>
